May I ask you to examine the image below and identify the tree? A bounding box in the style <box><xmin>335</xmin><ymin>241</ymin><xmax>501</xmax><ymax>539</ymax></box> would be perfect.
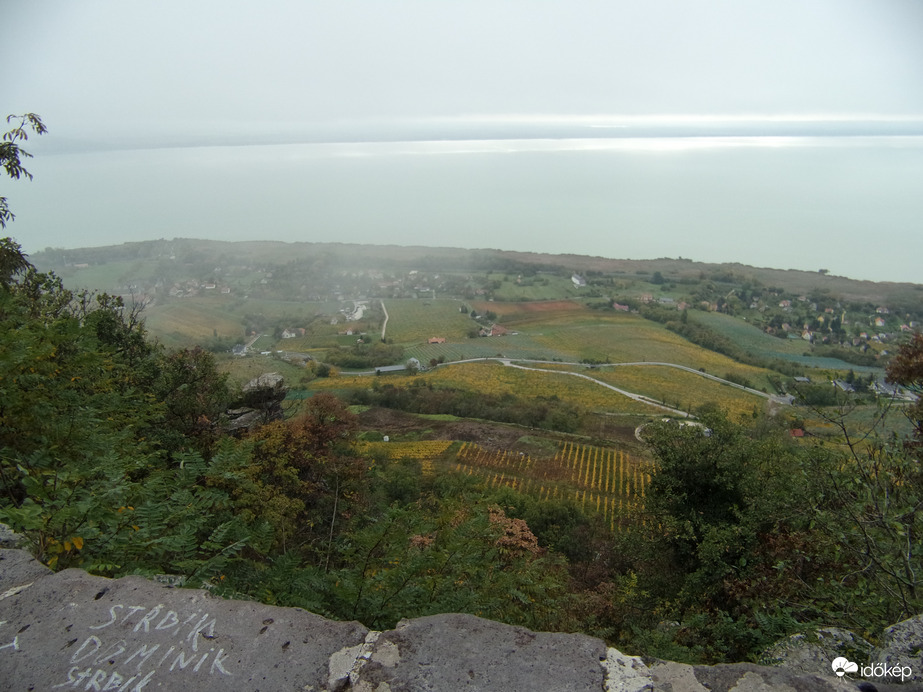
<box><xmin>153</xmin><ymin>346</ymin><xmax>230</xmax><ymax>458</ymax></box>
<box><xmin>0</xmin><ymin>237</ymin><xmax>32</xmax><ymax>287</ymax></box>
<box><xmin>886</xmin><ymin>332</ymin><xmax>923</xmax><ymax>442</ymax></box>
<box><xmin>1</xmin><ymin>113</ymin><xmax>47</xmax><ymax>229</ymax></box>
<box><xmin>235</xmin><ymin>394</ymin><xmax>363</xmax><ymax>560</ymax></box>
<box><xmin>802</xmin><ymin>407</ymin><xmax>923</xmax><ymax>632</ymax></box>
<box><xmin>641</xmin><ymin>412</ymin><xmax>815</xmax><ymax>660</ymax></box>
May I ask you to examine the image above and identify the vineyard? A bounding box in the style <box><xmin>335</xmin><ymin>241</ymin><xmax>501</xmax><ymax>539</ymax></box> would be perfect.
<box><xmin>453</xmin><ymin>440</ymin><xmax>652</xmax><ymax>530</ymax></box>
<box><xmin>358</xmin><ymin>436</ymin><xmax>653</xmax><ymax>530</ymax></box>
<box><xmin>360</xmin><ymin>440</ymin><xmax>455</xmax><ymax>477</ymax></box>
<box><xmin>592</xmin><ymin>365</ymin><xmax>768</xmax><ymax>419</ymax></box>
<box><xmin>423</xmin><ymin>361</ymin><xmax>662</xmax><ymax>414</ymax></box>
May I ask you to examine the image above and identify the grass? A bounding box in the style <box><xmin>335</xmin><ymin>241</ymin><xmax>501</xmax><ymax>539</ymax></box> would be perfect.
<box><xmin>382</xmin><ymin>299</ymin><xmax>475</xmax><ymax>343</ymax></box>
<box><xmin>423</xmin><ymin>361</ymin><xmax>666</xmax><ymax>415</ymax></box>
<box><xmin>217</xmin><ymin>354</ymin><xmax>311</xmax><ymax>388</ymax></box>
<box><xmin>691</xmin><ymin>310</ymin><xmax>883</xmax><ymax>373</ymax></box>
<box><xmin>144</xmin><ymin>298</ymin><xmax>244</xmax><ymax>343</ymax></box>
<box><xmin>591</xmin><ymin>365</ymin><xmax>769</xmax><ymax>419</ymax></box>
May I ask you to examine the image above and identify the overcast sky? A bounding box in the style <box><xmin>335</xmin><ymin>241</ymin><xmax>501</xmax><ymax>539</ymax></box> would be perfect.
<box><xmin>3</xmin><ymin>1</ymin><xmax>923</xmax><ymax>281</ymax></box>
<box><xmin>6</xmin><ymin>0</ymin><xmax>923</xmax><ymax>136</ymax></box>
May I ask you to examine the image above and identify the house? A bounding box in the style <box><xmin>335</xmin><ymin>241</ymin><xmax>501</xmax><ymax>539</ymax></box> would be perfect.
<box><xmin>779</xmin><ymin>300</ymin><xmax>792</xmax><ymax>308</ymax></box>
<box><xmin>428</xmin><ymin>337</ymin><xmax>447</xmax><ymax>344</ymax></box>
<box><xmin>612</xmin><ymin>303</ymin><xmax>630</xmax><ymax>312</ymax></box>
<box><xmin>876</xmin><ymin>306</ymin><xmax>890</xmax><ymax>314</ymax></box>
<box><xmin>833</xmin><ymin>380</ymin><xmax>855</xmax><ymax>393</ymax></box>
<box><xmin>871</xmin><ymin>381</ymin><xmax>901</xmax><ymax>398</ymax></box>
<box><xmin>571</xmin><ymin>274</ymin><xmax>586</xmax><ymax>288</ymax></box>
<box><xmin>874</xmin><ymin>317</ymin><xmax>886</xmax><ymax>328</ymax></box>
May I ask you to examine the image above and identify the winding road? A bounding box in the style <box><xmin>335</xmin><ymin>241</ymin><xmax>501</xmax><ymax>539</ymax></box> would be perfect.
<box><xmin>380</xmin><ymin>300</ymin><xmax>389</xmax><ymax>341</ymax></box>
<box><xmin>332</xmin><ymin>346</ymin><xmax>788</xmax><ymax>422</ymax></box>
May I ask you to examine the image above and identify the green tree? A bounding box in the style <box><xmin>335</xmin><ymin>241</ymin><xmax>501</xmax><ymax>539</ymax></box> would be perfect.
<box><xmin>0</xmin><ymin>266</ymin><xmax>160</xmax><ymax>566</ymax></box>
<box><xmin>235</xmin><ymin>393</ymin><xmax>364</xmax><ymax>561</ymax></box>
<box><xmin>1</xmin><ymin>113</ymin><xmax>47</xmax><ymax>229</ymax></box>
<box><xmin>324</xmin><ymin>498</ymin><xmax>573</xmax><ymax>632</ymax></box>
<box><xmin>886</xmin><ymin>332</ymin><xmax>923</xmax><ymax>442</ymax></box>
<box><xmin>153</xmin><ymin>346</ymin><xmax>230</xmax><ymax>458</ymax></box>
<box><xmin>642</xmin><ymin>412</ymin><xmax>813</xmax><ymax>661</ymax></box>
<box><xmin>0</xmin><ymin>254</ymin><xmax>264</xmax><ymax>579</ymax></box>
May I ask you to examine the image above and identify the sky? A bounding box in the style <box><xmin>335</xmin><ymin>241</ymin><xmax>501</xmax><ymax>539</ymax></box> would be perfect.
<box><xmin>3</xmin><ymin>1</ymin><xmax>923</xmax><ymax>282</ymax></box>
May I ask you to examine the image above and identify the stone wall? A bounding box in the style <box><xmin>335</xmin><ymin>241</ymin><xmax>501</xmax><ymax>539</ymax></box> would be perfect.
<box><xmin>0</xmin><ymin>549</ymin><xmax>911</xmax><ymax>691</ymax></box>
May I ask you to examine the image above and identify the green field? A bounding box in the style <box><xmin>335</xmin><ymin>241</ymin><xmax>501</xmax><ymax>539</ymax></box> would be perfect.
<box><xmin>382</xmin><ymin>299</ymin><xmax>475</xmax><ymax>343</ymax></box>
<box><xmin>591</xmin><ymin>365</ymin><xmax>768</xmax><ymax>419</ymax></box>
<box><xmin>690</xmin><ymin>310</ymin><xmax>880</xmax><ymax>371</ymax></box>
<box><xmin>38</xmin><ymin>240</ymin><xmax>909</xmax><ymax>433</ymax></box>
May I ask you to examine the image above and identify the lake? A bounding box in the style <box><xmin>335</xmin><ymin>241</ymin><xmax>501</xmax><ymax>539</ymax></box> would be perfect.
<box><xmin>11</xmin><ymin>134</ymin><xmax>923</xmax><ymax>283</ymax></box>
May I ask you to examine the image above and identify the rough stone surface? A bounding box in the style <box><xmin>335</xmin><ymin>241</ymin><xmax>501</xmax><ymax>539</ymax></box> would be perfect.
<box><xmin>876</xmin><ymin>615</ymin><xmax>923</xmax><ymax>685</ymax></box>
<box><xmin>0</xmin><ymin>548</ymin><xmax>51</xmax><ymax>594</ymax></box>
<box><xmin>0</xmin><ymin>525</ymin><xmax>25</xmax><ymax>550</ymax></box>
<box><xmin>0</xmin><ymin>550</ymin><xmax>368</xmax><ymax>691</ymax></box>
<box><xmin>350</xmin><ymin>613</ymin><xmax>607</xmax><ymax>691</ymax></box>
<box><xmin>603</xmin><ymin>647</ymin><xmax>652</xmax><ymax>691</ymax></box>
<box><xmin>762</xmin><ymin>627</ymin><xmax>874</xmax><ymax>677</ymax></box>
<box><xmin>1</xmin><ymin>548</ymin><xmax>920</xmax><ymax>691</ymax></box>
<box><xmin>669</xmin><ymin>661</ymin><xmax>868</xmax><ymax>691</ymax></box>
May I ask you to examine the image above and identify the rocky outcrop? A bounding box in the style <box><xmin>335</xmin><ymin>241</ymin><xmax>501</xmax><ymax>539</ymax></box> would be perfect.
<box><xmin>0</xmin><ymin>549</ymin><xmax>915</xmax><ymax>691</ymax></box>
<box><xmin>877</xmin><ymin>616</ymin><xmax>923</xmax><ymax>686</ymax></box>
<box><xmin>226</xmin><ymin>372</ymin><xmax>287</xmax><ymax>434</ymax></box>
<box><xmin>762</xmin><ymin>627</ymin><xmax>874</xmax><ymax>677</ymax></box>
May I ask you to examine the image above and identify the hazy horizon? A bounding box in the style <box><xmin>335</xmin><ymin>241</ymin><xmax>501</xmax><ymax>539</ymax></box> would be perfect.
<box><xmin>5</xmin><ymin>2</ymin><xmax>923</xmax><ymax>284</ymax></box>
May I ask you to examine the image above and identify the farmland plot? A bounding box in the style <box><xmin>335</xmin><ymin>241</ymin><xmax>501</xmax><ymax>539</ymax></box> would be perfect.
<box><xmin>592</xmin><ymin>365</ymin><xmax>768</xmax><ymax>418</ymax></box>
<box><xmin>405</xmin><ymin>333</ymin><xmax>569</xmax><ymax>364</ymax></box>
<box><xmin>453</xmin><ymin>441</ymin><xmax>651</xmax><ymax>530</ymax></box>
<box><xmin>423</xmin><ymin>361</ymin><xmax>663</xmax><ymax>414</ymax></box>
<box><xmin>382</xmin><ymin>299</ymin><xmax>475</xmax><ymax>343</ymax></box>
<box><xmin>144</xmin><ymin>300</ymin><xmax>244</xmax><ymax>344</ymax></box>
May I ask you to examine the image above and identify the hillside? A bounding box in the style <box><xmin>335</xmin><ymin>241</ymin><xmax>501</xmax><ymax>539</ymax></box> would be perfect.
<box><xmin>5</xmin><ymin>236</ymin><xmax>922</xmax><ymax>668</ymax></box>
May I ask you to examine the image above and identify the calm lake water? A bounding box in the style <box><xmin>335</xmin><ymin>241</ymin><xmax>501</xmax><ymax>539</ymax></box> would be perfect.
<box><xmin>12</xmin><ymin>135</ymin><xmax>923</xmax><ymax>283</ymax></box>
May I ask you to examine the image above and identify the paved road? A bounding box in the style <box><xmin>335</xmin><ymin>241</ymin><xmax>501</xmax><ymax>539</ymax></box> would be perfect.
<box><xmin>498</xmin><ymin>360</ymin><xmax>693</xmax><ymax>418</ymax></box>
<box><xmin>333</xmin><ymin>355</ymin><xmax>788</xmax><ymax>419</ymax></box>
<box><xmin>380</xmin><ymin>300</ymin><xmax>389</xmax><ymax>341</ymax></box>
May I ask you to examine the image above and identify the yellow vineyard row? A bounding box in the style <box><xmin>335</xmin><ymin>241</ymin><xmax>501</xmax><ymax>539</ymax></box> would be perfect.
<box><xmin>553</xmin><ymin>441</ymin><xmax>650</xmax><ymax>496</ymax></box>
<box><xmin>457</xmin><ymin>442</ymin><xmax>535</xmax><ymax>472</ymax></box>
<box><xmin>454</xmin><ymin>463</ymin><xmax>644</xmax><ymax>531</ymax></box>
<box><xmin>456</xmin><ymin>441</ymin><xmax>651</xmax><ymax>497</ymax></box>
